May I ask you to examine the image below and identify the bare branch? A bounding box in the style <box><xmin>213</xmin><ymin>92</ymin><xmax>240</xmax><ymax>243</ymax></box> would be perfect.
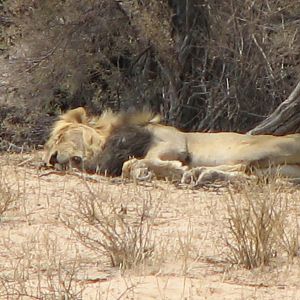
<box><xmin>249</xmin><ymin>80</ymin><xmax>300</xmax><ymax>135</ymax></box>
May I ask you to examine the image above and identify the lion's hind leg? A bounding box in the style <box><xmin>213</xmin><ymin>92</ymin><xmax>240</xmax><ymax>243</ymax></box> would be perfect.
<box><xmin>122</xmin><ymin>158</ymin><xmax>188</xmax><ymax>181</ymax></box>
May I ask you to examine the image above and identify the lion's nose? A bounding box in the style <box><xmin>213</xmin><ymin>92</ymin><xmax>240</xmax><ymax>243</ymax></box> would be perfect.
<box><xmin>49</xmin><ymin>151</ymin><xmax>58</xmax><ymax>165</ymax></box>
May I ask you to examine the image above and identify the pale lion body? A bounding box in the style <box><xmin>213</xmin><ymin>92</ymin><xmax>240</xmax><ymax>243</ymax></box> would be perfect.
<box><xmin>43</xmin><ymin>107</ymin><xmax>300</xmax><ymax>184</ymax></box>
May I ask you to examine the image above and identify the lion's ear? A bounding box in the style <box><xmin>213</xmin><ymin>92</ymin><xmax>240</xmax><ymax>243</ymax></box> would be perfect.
<box><xmin>61</xmin><ymin>107</ymin><xmax>87</xmax><ymax>123</ymax></box>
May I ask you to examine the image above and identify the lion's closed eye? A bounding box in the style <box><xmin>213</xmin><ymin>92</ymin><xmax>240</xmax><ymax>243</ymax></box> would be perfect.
<box><xmin>71</xmin><ymin>156</ymin><xmax>82</xmax><ymax>164</ymax></box>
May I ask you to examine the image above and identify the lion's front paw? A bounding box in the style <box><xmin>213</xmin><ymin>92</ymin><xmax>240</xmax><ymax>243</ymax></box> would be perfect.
<box><xmin>182</xmin><ymin>167</ymin><xmax>231</xmax><ymax>187</ymax></box>
<box><xmin>122</xmin><ymin>158</ymin><xmax>138</xmax><ymax>178</ymax></box>
<box><xmin>182</xmin><ymin>167</ymin><xmax>245</xmax><ymax>187</ymax></box>
<box><xmin>131</xmin><ymin>167</ymin><xmax>154</xmax><ymax>181</ymax></box>
<box><xmin>122</xmin><ymin>159</ymin><xmax>153</xmax><ymax>181</ymax></box>
<box><xmin>181</xmin><ymin>167</ymin><xmax>207</xmax><ymax>184</ymax></box>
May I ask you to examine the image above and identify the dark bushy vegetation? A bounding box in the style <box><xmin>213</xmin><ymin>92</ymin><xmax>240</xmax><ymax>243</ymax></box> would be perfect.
<box><xmin>1</xmin><ymin>0</ymin><xmax>300</xmax><ymax>146</ymax></box>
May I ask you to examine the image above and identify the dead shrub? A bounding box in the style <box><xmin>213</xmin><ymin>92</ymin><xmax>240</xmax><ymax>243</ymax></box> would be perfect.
<box><xmin>63</xmin><ymin>183</ymin><xmax>158</xmax><ymax>270</ymax></box>
<box><xmin>3</xmin><ymin>0</ymin><xmax>300</xmax><ymax>135</ymax></box>
<box><xmin>224</xmin><ymin>182</ymin><xmax>299</xmax><ymax>269</ymax></box>
<box><xmin>0</xmin><ymin>233</ymin><xmax>85</xmax><ymax>299</ymax></box>
<box><xmin>0</xmin><ymin>259</ymin><xmax>84</xmax><ymax>299</ymax></box>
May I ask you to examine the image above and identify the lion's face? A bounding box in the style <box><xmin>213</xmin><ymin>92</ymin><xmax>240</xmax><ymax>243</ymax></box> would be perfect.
<box><xmin>43</xmin><ymin>108</ymin><xmax>105</xmax><ymax>171</ymax></box>
<box><xmin>44</xmin><ymin>124</ymin><xmax>103</xmax><ymax>171</ymax></box>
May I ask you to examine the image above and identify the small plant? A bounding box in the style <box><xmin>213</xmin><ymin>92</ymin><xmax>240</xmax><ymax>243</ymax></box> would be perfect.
<box><xmin>224</xmin><ymin>183</ymin><xmax>297</xmax><ymax>269</ymax></box>
<box><xmin>63</xmin><ymin>183</ymin><xmax>158</xmax><ymax>269</ymax></box>
<box><xmin>0</xmin><ymin>171</ymin><xmax>18</xmax><ymax>218</ymax></box>
<box><xmin>177</xmin><ymin>220</ymin><xmax>195</xmax><ymax>275</ymax></box>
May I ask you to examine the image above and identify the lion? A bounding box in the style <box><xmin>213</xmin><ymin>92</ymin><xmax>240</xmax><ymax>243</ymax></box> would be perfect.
<box><xmin>43</xmin><ymin>107</ymin><xmax>300</xmax><ymax>185</ymax></box>
<box><xmin>43</xmin><ymin>107</ymin><xmax>160</xmax><ymax>174</ymax></box>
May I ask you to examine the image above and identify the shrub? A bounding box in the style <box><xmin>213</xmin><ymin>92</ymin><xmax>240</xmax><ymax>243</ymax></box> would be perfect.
<box><xmin>63</xmin><ymin>184</ymin><xmax>158</xmax><ymax>269</ymax></box>
<box><xmin>224</xmin><ymin>182</ymin><xmax>299</xmax><ymax>269</ymax></box>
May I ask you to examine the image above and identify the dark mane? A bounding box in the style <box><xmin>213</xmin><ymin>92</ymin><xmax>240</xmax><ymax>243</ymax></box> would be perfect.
<box><xmin>84</xmin><ymin>124</ymin><xmax>153</xmax><ymax>176</ymax></box>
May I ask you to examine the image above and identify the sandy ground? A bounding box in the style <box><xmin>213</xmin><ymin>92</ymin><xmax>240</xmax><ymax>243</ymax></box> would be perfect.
<box><xmin>0</xmin><ymin>152</ymin><xmax>300</xmax><ymax>299</ymax></box>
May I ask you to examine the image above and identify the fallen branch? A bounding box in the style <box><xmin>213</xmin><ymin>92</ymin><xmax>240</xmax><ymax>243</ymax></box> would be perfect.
<box><xmin>249</xmin><ymin>80</ymin><xmax>300</xmax><ymax>135</ymax></box>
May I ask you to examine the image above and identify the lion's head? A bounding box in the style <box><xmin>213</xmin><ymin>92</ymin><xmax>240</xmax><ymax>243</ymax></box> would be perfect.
<box><xmin>44</xmin><ymin>107</ymin><xmax>113</xmax><ymax>171</ymax></box>
<box><xmin>43</xmin><ymin>107</ymin><xmax>159</xmax><ymax>173</ymax></box>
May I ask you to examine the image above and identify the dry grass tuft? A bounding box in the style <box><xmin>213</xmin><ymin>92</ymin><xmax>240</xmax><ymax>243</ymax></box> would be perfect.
<box><xmin>63</xmin><ymin>183</ymin><xmax>159</xmax><ymax>270</ymax></box>
<box><xmin>224</xmin><ymin>181</ymin><xmax>299</xmax><ymax>269</ymax></box>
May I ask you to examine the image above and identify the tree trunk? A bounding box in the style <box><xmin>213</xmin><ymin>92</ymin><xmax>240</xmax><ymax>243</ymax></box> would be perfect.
<box><xmin>248</xmin><ymin>80</ymin><xmax>300</xmax><ymax>135</ymax></box>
